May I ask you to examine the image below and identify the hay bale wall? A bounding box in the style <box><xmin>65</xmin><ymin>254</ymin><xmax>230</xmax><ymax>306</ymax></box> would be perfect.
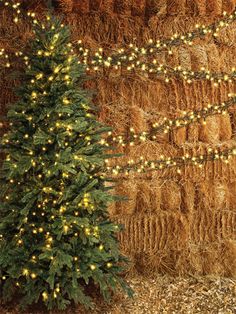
<box><xmin>0</xmin><ymin>0</ymin><xmax>236</xmax><ymax>276</ymax></box>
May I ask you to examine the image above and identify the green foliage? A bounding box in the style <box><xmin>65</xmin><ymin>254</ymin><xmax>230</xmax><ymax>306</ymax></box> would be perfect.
<box><xmin>0</xmin><ymin>16</ymin><xmax>133</xmax><ymax>311</ymax></box>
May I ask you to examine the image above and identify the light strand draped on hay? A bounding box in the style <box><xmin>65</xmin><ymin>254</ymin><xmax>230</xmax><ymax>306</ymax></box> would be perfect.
<box><xmin>75</xmin><ymin>9</ymin><xmax>236</xmax><ymax>67</ymax></box>
<box><xmin>2</xmin><ymin>45</ymin><xmax>236</xmax><ymax>87</ymax></box>
<box><xmin>76</xmin><ymin>46</ymin><xmax>236</xmax><ymax>86</ymax></box>
<box><xmin>105</xmin><ymin>147</ymin><xmax>236</xmax><ymax>176</ymax></box>
<box><xmin>102</xmin><ymin>94</ymin><xmax>236</xmax><ymax>148</ymax></box>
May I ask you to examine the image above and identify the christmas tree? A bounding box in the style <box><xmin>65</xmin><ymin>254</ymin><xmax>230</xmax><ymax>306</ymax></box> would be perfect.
<box><xmin>0</xmin><ymin>15</ymin><xmax>132</xmax><ymax>311</ymax></box>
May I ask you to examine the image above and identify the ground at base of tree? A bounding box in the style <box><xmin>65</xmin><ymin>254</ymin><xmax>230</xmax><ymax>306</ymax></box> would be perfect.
<box><xmin>1</xmin><ymin>274</ymin><xmax>235</xmax><ymax>313</ymax></box>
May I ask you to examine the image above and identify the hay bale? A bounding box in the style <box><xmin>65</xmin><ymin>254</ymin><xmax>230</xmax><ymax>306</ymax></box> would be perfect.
<box><xmin>129</xmin><ymin>106</ymin><xmax>148</xmax><ymax>133</ymax></box>
<box><xmin>136</xmin><ymin>181</ymin><xmax>152</xmax><ymax>213</ymax></box>
<box><xmin>123</xmin><ymin>213</ymin><xmax>187</xmax><ymax>251</ymax></box>
<box><xmin>186</xmin><ymin>241</ymin><xmax>236</xmax><ymax>276</ymax></box>
<box><xmin>191</xmin><ymin>209</ymin><xmax>236</xmax><ymax>244</ymax></box>
<box><xmin>205</xmin><ymin>44</ymin><xmax>221</xmax><ymax>72</ymax></box>
<box><xmin>217</xmin><ymin>25</ymin><xmax>236</xmax><ymax>47</ymax></box>
<box><xmin>219</xmin><ymin>113</ymin><xmax>232</xmax><ymax>141</ymax></box>
<box><xmin>199</xmin><ymin>116</ymin><xmax>220</xmax><ymax>143</ymax></box>
<box><xmin>116</xmin><ymin>213</ymin><xmax>189</xmax><ymax>275</ymax></box>
<box><xmin>190</xmin><ymin>45</ymin><xmax>208</xmax><ymax>71</ymax></box>
<box><xmin>149</xmin><ymin>178</ymin><xmax>162</xmax><ymax>212</ymax></box>
<box><xmin>196</xmin><ymin>182</ymin><xmax>212</xmax><ymax>210</ymax></box>
<box><xmin>161</xmin><ymin>181</ymin><xmax>182</xmax><ymax>211</ymax></box>
<box><xmin>172</xmin><ymin>127</ymin><xmax>187</xmax><ymax>146</ymax></box>
<box><xmin>187</xmin><ymin>124</ymin><xmax>199</xmax><ymax>142</ymax></box>
<box><xmin>218</xmin><ymin>47</ymin><xmax>236</xmax><ymax>73</ymax></box>
<box><xmin>187</xmin><ymin>243</ymin><xmax>222</xmax><ymax>275</ymax></box>
<box><xmin>115</xmin><ymin>180</ymin><xmax>137</xmax><ymax>215</ymax></box>
<box><xmin>136</xmin><ymin>179</ymin><xmax>162</xmax><ymax>213</ymax></box>
<box><xmin>97</xmin><ymin>78</ymin><xmax>131</xmax><ymax>133</ymax></box>
<box><xmin>178</xmin><ymin>47</ymin><xmax>191</xmax><ymax>70</ymax></box>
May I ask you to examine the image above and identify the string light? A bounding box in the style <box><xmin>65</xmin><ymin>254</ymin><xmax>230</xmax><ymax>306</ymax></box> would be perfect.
<box><xmin>106</xmin><ymin>147</ymin><xmax>236</xmax><ymax>176</ymax></box>
<box><xmin>104</xmin><ymin>95</ymin><xmax>236</xmax><ymax>148</ymax></box>
<box><xmin>78</xmin><ymin>47</ymin><xmax>236</xmax><ymax>83</ymax></box>
<box><xmin>0</xmin><ymin>0</ymin><xmax>21</xmax><ymax>23</ymax></box>
<box><xmin>90</xmin><ymin>264</ymin><xmax>96</xmax><ymax>270</ymax></box>
<box><xmin>42</xmin><ymin>291</ymin><xmax>48</xmax><ymax>301</ymax></box>
<box><xmin>75</xmin><ymin>9</ymin><xmax>236</xmax><ymax>72</ymax></box>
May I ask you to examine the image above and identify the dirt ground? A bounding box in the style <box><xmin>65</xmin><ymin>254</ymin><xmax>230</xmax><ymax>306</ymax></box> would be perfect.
<box><xmin>1</xmin><ymin>274</ymin><xmax>236</xmax><ymax>314</ymax></box>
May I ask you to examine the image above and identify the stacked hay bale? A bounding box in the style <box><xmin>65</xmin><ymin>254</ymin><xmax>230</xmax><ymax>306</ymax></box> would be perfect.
<box><xmin>0</xmin><ymin>0</ymin><xmax>236</xmax><ymax>276</ymax></box>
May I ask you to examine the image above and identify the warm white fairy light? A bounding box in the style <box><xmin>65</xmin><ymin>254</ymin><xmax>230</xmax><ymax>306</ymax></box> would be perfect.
<box><xmin>103</xmin><ymin>94</ymin><xmax>236</xmax><ymax>148</ymax></box>
<box><xmin>106</xmin><ymin>147</ymin><xmax>236</xmax><ymax>176</ymax></box>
